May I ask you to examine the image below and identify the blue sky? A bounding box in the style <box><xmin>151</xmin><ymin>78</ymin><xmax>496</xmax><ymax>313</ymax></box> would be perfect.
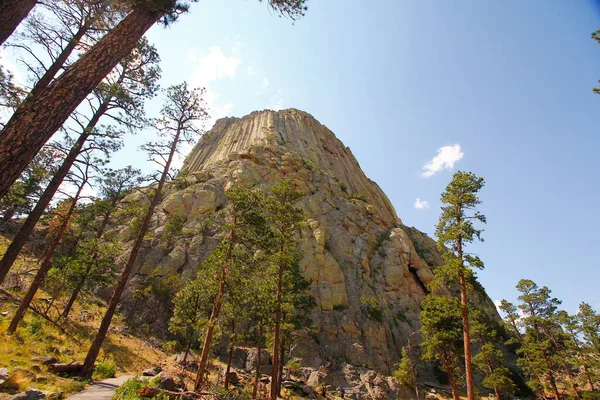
<box><xmin>3</xmin><ymin>0</ymin><xmax>600</xmax><ymax>313</ymax></box>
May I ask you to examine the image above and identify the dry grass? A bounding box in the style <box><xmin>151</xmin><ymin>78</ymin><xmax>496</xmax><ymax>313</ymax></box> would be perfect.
<box><xmin>0</xmin><ymin>235</ymin><xmax>176</xmax><ymax>398</ymax></box>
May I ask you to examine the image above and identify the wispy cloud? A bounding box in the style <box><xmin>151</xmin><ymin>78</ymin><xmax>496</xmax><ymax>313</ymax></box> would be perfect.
<box><xmin>262</xmin><ymin>77</ymin><xmax>269</xmax><ymax>88</ymax></box>
<box><xmin>414</xmin><ymin>198</ymin><xmax>429</xmax><ymax>209</ymax></box>
<box><xmin>247</xmin><ymin>66</ymin><xmax>257</xmax><ymax>76</ymax></box>
<box><xmin>188</xmin><ymin>45</ymin><xmax>241</xmax><ymax>88</ymax></box>
<box><xmin>421</xmin><ymin>144</ymin><xmax>464</xmax><ymax>178</ymax></box>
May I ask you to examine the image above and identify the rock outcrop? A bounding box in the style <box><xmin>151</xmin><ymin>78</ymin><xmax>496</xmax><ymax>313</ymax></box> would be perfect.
<box><xmin>113</xmin><ymin>109</ymin><xmax>499</xmax><ymax>397</ymax></box>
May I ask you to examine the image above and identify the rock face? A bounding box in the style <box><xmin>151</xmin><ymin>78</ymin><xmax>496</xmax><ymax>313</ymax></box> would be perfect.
<box><xmin>115</xmin><ymin>109</ymin><xmax>499</xmax><ymax>395</ymax></box>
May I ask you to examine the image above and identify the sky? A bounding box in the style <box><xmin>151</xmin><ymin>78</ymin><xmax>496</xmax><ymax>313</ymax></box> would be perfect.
<box><xmin>3</xmin><ymin>0</ymin><xmax>600</xmax><ymax>314</ymax></box>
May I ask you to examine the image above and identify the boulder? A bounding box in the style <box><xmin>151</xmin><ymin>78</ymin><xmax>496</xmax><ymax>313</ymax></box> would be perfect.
<box><xmin>30</xmin><ymin>357</ymin><xmax>57</xmax><ymax>366</ymax></box>
<box><xmin>245</xmin><ymin>349</ymin><xmax>271</xmax><ymax>370</ymax></box>
<box><xmin>142</xmin><ymin>366</ymin><xmax>162</xmax><ymax>376</ymax></box>
<box><xmin>8</xmin><ymin>389</ymin><xmax>46</xmax><ymax>400</ymax></box>
<box><xmin>155</xmin><ymin>371</ymin><xmax>177</xmax><ymax>392</ymax></box>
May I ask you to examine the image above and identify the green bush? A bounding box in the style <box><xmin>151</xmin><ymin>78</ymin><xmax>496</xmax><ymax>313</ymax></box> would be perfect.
<box><xmin>93</xmin><ymin>362</ymin><xmax>116</xmax><ymax>379</ymax></box>
<box><xmin>360</xmin><ymin>295</ymin><xmax>384</xmax><ymax>322</ymax></box>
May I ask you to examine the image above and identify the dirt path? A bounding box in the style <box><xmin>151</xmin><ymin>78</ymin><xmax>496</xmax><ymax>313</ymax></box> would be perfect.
<box><xmin>66</xmin><ymin>376</ymin><xmax>132</xmax><ymax>399</ymax></box>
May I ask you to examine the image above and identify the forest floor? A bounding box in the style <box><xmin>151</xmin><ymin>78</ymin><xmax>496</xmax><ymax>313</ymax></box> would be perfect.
<box><xmin>0</xmin><ymin>233</ymin><xmax>181</xmax><ymax>398</ymax></box>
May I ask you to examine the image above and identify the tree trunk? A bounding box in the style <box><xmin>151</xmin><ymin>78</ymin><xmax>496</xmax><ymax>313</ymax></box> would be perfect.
<box><xmin>1</xmin><ymin>204</ymin><xmax>19</xmax><ymax>224</ymax></box>
<box><xmin>0</xmin><ymin>0</ymin><xmax>37</xmax><ymax>46</ymax></box>
<box><xmin>270</xmin><ymin>262</ymin><xmax>284</xmax><ymax>400</ymax></box>
<box><xmin>80</xmin><ymin>121</ymin><xmax>180</xmax><ymax>378</ymax></box>
<box><xmin>0</xmin><ymin>2</ymin><xmax>163</xmax><ymax>201</ymax></box>
<box><xmin>0</xmin><ymin>94</ymin><xmax>112</xmax><ymax>284</ymax></box>
<box><xmin>6</xmin><ymin>183</ymin><xmax>83</xmax><ymax>334</ymax></box>
<box><xmin>277</xmin><ymin>336</ymin><xmax>285</xmax><ymax>396</ymax></box>
<box><xmin>29</xmin><ymin>4</ymin><xmax>105</xmax><ymax>98</ymax></box>
<box><xmin>194</xmin><ymin>265</ymin><xmax>228</xmax><ymax>390</ymax></box>
<box><xmin>448</xmin><ymin>374</ymin><xmax>460</xmax><ymax>400</ymax></box>
<box><xmin>457</xmin><ymin>230</ymin><xmax>475</xmax><ymax>400</ymax></box>
<box><xmin>252</xmin><ymin>328</ymin><xmax>262</xmax><ymax>400</ymax></box>
<box><xmin>548</xmin><ymin>372</ymin><xmax>561</xmax><ymax>400</ymax></box>
<box><xmin>224</xmin><ymin>320</ymin><xmax>235</xmax><ymax>389</ymax></box>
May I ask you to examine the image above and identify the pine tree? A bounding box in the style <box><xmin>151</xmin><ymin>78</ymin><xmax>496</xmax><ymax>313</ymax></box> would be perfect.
<box><xmin>435</xmin><ymin>171</ymin><xmax>486</xmax><ymax>400</ymax></box>
<box><xmin>0</xmin><ymin>0</ymin><xmax>307</xmax><ymax>201</ymax></box>
<box><xmin>6</xmin><ymin>151</ymin><xmax>101</xmax><ymax>333</ymax></box>
<box><xmin>194</xmin><ymin>185</ymin><xmax>269</xmax><ymax>390</ymax></box>
<box><xmin>81</xmin><ymin>82</ymin><xmax>207</xmax><ymax>377</ymax></box>
<box><xmin>0</xmin><ymin>147</ymin><xmax>60</xmax><ymax>224</ymax></box>
<box><xmin>394</xmin><ymin>347</ymin><xmax>419</xmax><ymax>399</ymax></box>
<box><xmin>169</xmin><ymin>276</ymin><xmax>217</xmax><ymax>360</ymax></box>
<box><xmin>265</xmin><ymin>179</ymin><xmax>305</xmax><ymax>400</ymax></box>
<box><xmin>470</xmin><ymin>309</ymin><xmax>516</xmax><ymax>399</ymax></box>
<box><xmin>0</xmin><ymin>38</ymin><xmax>159</xmax><ymax>285</ymax></box>
<box><xmin>420</xmin><ymin>295</ymin><xmax>464</xmax><ymax>400</ymax></box>
<box><xmin>59</xmin><ymin>166</ymin><xmax>142</xmax><ymax>320</ymax></box>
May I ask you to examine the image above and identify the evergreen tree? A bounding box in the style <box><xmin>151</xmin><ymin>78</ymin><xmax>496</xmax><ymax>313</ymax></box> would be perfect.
<box><xmin>59</xmin><ymin>166</ymin><xmax>142</xmax><ymax>320</ymax></box>
<box><xmin>470</xmin><ymin>309</ymin><xmax>516</xmax><ymax>399</ymax></box>
<box><xmin>435</xmin><ymin>171</ymin><xmax>486</xmax><ymax>400</ymax></box>
<box><xmin>169</xmin><ymin>276</ymin><xmax>217</xmax><ymax>359</ymax></box>
<box><xmin>394</xmin><ymin>346</ymin><xmax>419</xmax><ymax>399</ymax></box>
<box><xmin>0</xmin><ymin>38</ymin><xmax>159</xmax><ymax>285</ymax></box>
<box><xmin>0</xmin><ymin>0</ymin><xmax>308</xmax><ymax>201</ymax></box>
<box><xmin>0</xmin><ymin>147</ymin><xmax>60</xmax><ymax>223</ymax></box>
<box><xmin>194</xmin><ymin>185</ymin><xmax>269</xmax><ymax>390</ymax></box>
<box><xmin>420</xmin><ymin>295</ymin><xmax>464</xmax><ymax>400</ymax></box>
<box><xmin>265</xmin><ymin>179</ymin><xmax>305</xmax><ymax>400</ymax></box>
<box><xmin>9</xmin><ymin>0</ymin><xmax>124</xmax><ymax>98</ymax></box>
<box><xmin>6</xmin><ymin>151</ymin><xmax>101</xmax><ymax>333</ymax></box>
<box><xmin>81</xmin><ymin>82</ymin><xmax>207</xmax><ymax>377</ymax></box>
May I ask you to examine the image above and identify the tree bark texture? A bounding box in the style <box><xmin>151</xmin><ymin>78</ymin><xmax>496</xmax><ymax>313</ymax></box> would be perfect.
<box><xmin>0</xmin><ymin>0</ymin><xmax>37</xmax><ymax>46</ymax></box>
<box><xmin>6</xmin><ymin>182</ymin><xmax>83</xmax><ymax>333</ymax></box>
<box><xmin>0</xmin><ymin>3</ymin><xmax>162</xmax><ymax>201</ymax></box>
<box><xmin>0</xmin><ymin>96</ymin><xmax>111</xmax><ymax>284</ymax></box>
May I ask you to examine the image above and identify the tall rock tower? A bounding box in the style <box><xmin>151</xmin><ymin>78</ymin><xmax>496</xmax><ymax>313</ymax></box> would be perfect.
<box><xmin>117</xmin><ymin>109</ymin><xmax>499</xmax><ymax>398</ymax></box>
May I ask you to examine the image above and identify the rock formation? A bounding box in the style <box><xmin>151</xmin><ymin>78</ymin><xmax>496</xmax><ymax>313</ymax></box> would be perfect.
<box><xmin>112</xmin><ymin>109</ymin><xmax>500</xmax><ymax>398</ymax></box>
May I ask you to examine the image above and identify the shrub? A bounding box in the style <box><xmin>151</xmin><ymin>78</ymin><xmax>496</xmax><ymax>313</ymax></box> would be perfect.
<box><xmin>333</xmin><ymin>303</ymin><xmax>348</xmax><ymax>311</ymax></box>
<box><xmin>93</xmin><ymin>362</ymin><xmax>116</xmax><ymax>379</ymax></box>
<box><xmin>360</xmin><ymin>295</ymin><xmax>383</xmax><ymax>322</ymax></box>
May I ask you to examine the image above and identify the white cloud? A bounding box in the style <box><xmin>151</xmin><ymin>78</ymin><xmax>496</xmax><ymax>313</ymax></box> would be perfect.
<box><xmin>414</xmin><ymin>198</ymin><xmax>429</xmax><ymax>209</ymax></box>
<box><xmin>186</xmin><ymin>45</ymin><xmax>241</xmax><ymax>130</ymax></box>
<box><xmin>421</xmin><ymin>144</ymin><xmax>464</xmax><ymax>178</ymax></box>
<box><xmin>188</xmin><ymin>45</ymin><xmax>241</xmax><ymax>88</ymax></box>
<box><xmin>262</xmin><ymin>77</ymin><xmax>269</xmax><ymax>88</ymax></box>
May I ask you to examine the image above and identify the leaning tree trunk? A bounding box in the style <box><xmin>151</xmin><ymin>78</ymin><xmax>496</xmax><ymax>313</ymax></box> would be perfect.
<box><xmin>80</xmin><ymin>122</ymin><xmax>181</xmax><ymax>378</ymax></box>
<box><xmin>194</xmin><ymin>261</ymin><xmax>229</xmax><ymax>390</ymax></box>
<box><xmin>29</xmin><ymin>4</ymin><xmax>105</xmax><ymax>98</ymax></box>
<box><xmin>6</xmin><ymin>184</ymin><xmax>83</xmax><ymax>334</ymax></box>
<box><xmin>0</xmin><ymin>0</ymin><xmax>37</xmax><ymax>46</ymax></box>
<box><xmin>0</xmin><ymin>96</ymin><xmax>112</xmax><ymax>285</ymax></box>
<box><xmin>0</xmin><ymin>2</ymin><xmax>163</xmax><ymax>201</ymax></box>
